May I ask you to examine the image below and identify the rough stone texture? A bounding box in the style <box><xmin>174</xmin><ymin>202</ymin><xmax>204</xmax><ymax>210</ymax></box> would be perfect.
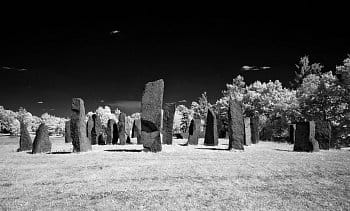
<box><xmin>91</xmin><ymin>114</ymin><xmax>103</xmax><ymax>145</ymax></box>
<box><xmin>228</xmin><ymin>99</ymin><xmax>244</xmax><ymax>150</ymax></box>
<box><xmin>118</xmin><ymin>113</ymin><xmax>127</xmax><ymax>145</ymax></box>
<box><xmin>315</xmin><ymin>121</ymin><xmax>331</xmax><ymax>150</ymax></box>
<box><xmin>70</xmin><ymin>98</ymin><xmax>91</xmax><ymax>152</ymax></box>
<box><xmin>293</xmin><ymin>121</ymin><xmax>319</xmax><ymax>152</ymax></box>
<box><xmin>204</xmin><ymin>108</ymin><xmax>218</xmax><ymax>146</ymax></box>
<box><xmin>244</xmin><ymin>117</ymin><xmax>252</xmax><ymax>146</ymax></box>
<box><xmin>188</xmin><ymin>118</ymin><xmax>201</xmax><ymax>145</ymax></box>
<box><xmin>112</xmin><ymin>122</ymin><xmax>119</xmax><ymax>145</ymax></box>
<box><xmin>106</xmin><ymin>119</ymin><xmax>116</xmax><ymax>145</ymax></box>
<box><xmin>32</xmin><ymin>123</ymin><xmax>51</xmax><ymax>154</ymax></box>
<box><xmin>141</xmin><ymin>79</ymin><xmax>164</xmax><ymax>152</ymax></box>
<box><xmin>162</xmin><ymin>103</ymin><xmax>176</xmax><ymax>145</ymax></box>
<box><xmin>250</xmin><ymin>116</ymin><xmax>259</xmax><ymax>144</ymax></box>
<box><xmin>18</xmin><ymin>121</ymin><xmax>32</xmax><ymax>152</ymax></box>
<box><xmin>64</xmin><ymin>120</ymin><xmax>72</xmax><ymax>143</ymax></box>
<box><xmin>289</xmin><ymin>124</ymin><xmax>296</xmax><ymax>144</ymax></box>
<box><xmin>125</xmin><ymin>117</ymin><xmax>133</xmax><ymax>144</ymax></box>
<box><xmin>86</xmin><ymin>115</ymin><xmax>94</xmax><ymax>144</ymax></box>
<box><xmin>132</xmin><ymin>119</ymin><xmax>142</xmax><ymax>144</ymax></box>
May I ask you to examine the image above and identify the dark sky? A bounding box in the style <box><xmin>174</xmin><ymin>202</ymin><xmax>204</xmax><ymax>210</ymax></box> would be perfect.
<box><xmin>1</xmin><ymin>5</ymin><xmax>349</xmax><ymax>117</ymax></box>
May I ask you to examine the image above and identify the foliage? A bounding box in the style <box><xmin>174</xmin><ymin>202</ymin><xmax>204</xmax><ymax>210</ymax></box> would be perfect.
<box><xmin>95</xmin><ymin>106</ymin><xmax>118</xmax><ymax>128</ymax></box>
<box><xmin>174</xmin><ymin>105</ymin><xmax>192</xmax><ymax>133</ymax></box>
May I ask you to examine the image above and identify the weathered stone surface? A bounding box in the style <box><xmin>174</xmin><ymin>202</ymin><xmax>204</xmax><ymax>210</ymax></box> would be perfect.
<box><xmin>70</xmin><ymin>98</ymin><xmax>91</xmax><ymax>152</ymax></box>
<box><xmin>141</xmin><ymin>79</ymin><xmax>164</xmax><ymax>152</ymax></box>
<box><xmin>244</xmin><ymin>117</ymin><xmax>252</xmax><ymax>146</ymax></box>
<box><xmin>228</xmin><ymin>99</ymin><xmax>244</xmax><ymax>150</ymax></box>
<box><xmin>86</xmin><ymin>115</ymin><xmax>94</xmax><ymax>144</ymax></box>
<box><xmin>188</xmin><ymin>118</ymin><xmax>201</xmax><ymax>145</ymax></box>
<box><xmin>294</xmin><ymin>121</ymin><xmax>319</xmax><ymax>152</ymax></box>
<box><xmin>106</xmin><ymin>119</ymin><xmax>116</xmax><ymax>145</ymax></box>
<box><xmin>118</xmin><ymin>113</ymin><xmax>127</xmax><ymax>145</ymax></box>
<box><xmin>289</xmin><ymin>124</ymin><xmax>296</xmax><ymax>144</ymax></box>
<box><xmin>162</xmin><ymin>103</ymin><xmax>176</xmax><ymax>145</ymax></box>
<box><xmin>112</xmin><ymin>122</ymin><xmax>119</xmax><ymax>145</ymax></box>
<box><xmin>204</xmin><ymin>108</ymin><xmax>218</xmax><ymax>146</ymax></box>
<box><xmin>250</xmin><ymin>116</ymin><xmax>259</xmax><ymax>144</ymax></box>
<box><xmin>32</xmin><ymin>123</ymin><xmax>51</xmax><ymax>154</ymax></box>
<box><xmin>315</xmin><ymin>121</ymin><xmax>331</xmax><ymax>150</ymax></box>
<box><xmin>132</xmin><ymin>119</ymin><xmax>142</xmax><ymax>144</ymax></box>
<box><xmin>65</xmin><ymin>120</ymin><xmax>72</xmax><ymax>143</ymax></box>
<box><xmin>91</xmin><ymin>114</ymin><xmax>103</xmax><ymax>145</ymax></box>
<box><xmin>125</xmin><ymin>117</ymin><xmax>133</xmax><ymax>144</ymax></box>
<box><xmin>18</xmin><ymin>121</ymin><xmax>32</xmax><ymax>152</ymax></box>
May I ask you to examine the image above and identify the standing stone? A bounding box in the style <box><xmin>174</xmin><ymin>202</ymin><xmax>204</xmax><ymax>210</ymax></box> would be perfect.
<box><xmin>141</xmin><ymin>79</ymin><xmax>164</xmax><ymax>152</ymax></box>
<box><xmin>106</xmin><ymin>119</ymin><xmax>116</xmax><ymax>145</ymax></box>
<box><xmin>112</xmin><ymin>121</ymin><xmax>119</xmax><ymax>145</ymax></box>
<box><xmin>86</xmin><ymin>115</ymin><xmax>94</xmax><ymax>144</ymax></box>
<box><xmin>188</xmin><ymin>118</ymin><xmax>201</xmax><ymax>145</ymax></box>
<box><xmin>228</xmin><ymin>99</ymin><xmax>244</xmax><ymax>150</ymax></box>
<box><xmin>293</xmin><ymin>121</ymin><xmax>319</xmax><ymax>152</ymax></box>
<box><xmin>162</xmin><ymin>103</ymin><xmax>176</xmax><ymax>145</ymax></box>
<box><xmin>244</xmin><ymin>117</ymin><xmax>252</xmax><ymax>146</ymax></box>
<box><xmin>289</xmin><ymin>124</ymin><xmax>296</xmax><ymax>144</ymax></box>
<box><xmin>315</xmin><ymin>121</ymin><xmax>331</xmax><ymax>150</ymax></box>
<box><xmin>204</xmin><ymin>108</ymin><xmax>218</xmax><ymax>146</ymax></box>
<box><xmin>70</xmin><ymin>98</ymin><xmax>91</xmax><ymax>152</ymax></box>
<box><xmin>250</xmin><ymin>116</ymin><xmax>259</xmax><ymax>144</ymax></box>
<box><xmin>18</xmin><ymin>121</ymin><xmax>32</xmax><ymax>152</ymax></box>
<box><xmin>65</xmin><ymin>120</ymin><xmax>72</xmax><ymax>143</ymax></box>
<box><xmin>125</xmin><ymin>116</ymin><xmax>133</xmax><ymax>144</ymax></box>
<box><xmin>91</xmin><ymin>114</ymin><xmax>103</xmax><ymax>145</ymax></box>
<box><xmin>132</xmin><ymin>119</ymin><xmax>142</xmax><ymax>144</ymax></box>
<box><xmin>32</xmin><ymin>123</ymin><xmax>51</xmax><ymax>154</ymax></box>
<box><xmin>118</xmin><ymin>113</ymin><xmax>127</xmax><ymax>145</ymax></box>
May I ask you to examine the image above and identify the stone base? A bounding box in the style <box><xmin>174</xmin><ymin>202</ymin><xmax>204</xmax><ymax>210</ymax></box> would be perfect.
<box><xmin>142</xmin><ymin>131</ymin><xmax>161</xmax><ymax>152</ymax></box>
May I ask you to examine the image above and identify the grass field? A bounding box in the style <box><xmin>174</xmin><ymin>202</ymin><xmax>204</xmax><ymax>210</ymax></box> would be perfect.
<box><xmin>0</xmin><ymin>136</ymin><xmax>349</xmax><ymax>210</ymax></box>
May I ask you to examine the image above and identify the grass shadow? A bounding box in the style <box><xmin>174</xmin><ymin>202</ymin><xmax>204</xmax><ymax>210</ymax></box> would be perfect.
<box><xmin>49</xmin><ymin>151</ymin><xmax>72</xmax><ymax>154</ymax></box>
<box><xmin>196</xmin><ymin>147</ymin><xmax>229</xmax><ymax>151</ymax></box>
<box><xmin>104</xmin><ymin>149</ymin><xmax>143</xmax><ymax>152</ymax></box>
<box><xmin>178</xmin><ymin>143</ymin><xmax>189</xmax><ymax>146</ymax></box>
<box><xmin>274</xmin><ymin>149</ymin><xmax>293</xmax><ymax>152</ymax></box>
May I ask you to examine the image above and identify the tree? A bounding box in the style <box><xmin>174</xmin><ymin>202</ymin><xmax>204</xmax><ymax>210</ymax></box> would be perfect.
<box><xmin>95</xmin><ymin>106</ymin><xmax>117</xmax><ymax>128</ymax></box>
<box><xmin>292</xmin><ymin>55</ymin><xmax>323</xmax><ymax>87</ymax></box>
<box><xmin>175</xmin><ymin>105</ymin><xmax>192</xmax><ymax>133</ymax></box>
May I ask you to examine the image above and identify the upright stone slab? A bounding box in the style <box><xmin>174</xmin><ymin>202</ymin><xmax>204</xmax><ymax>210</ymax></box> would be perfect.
<box><xmin>118</xmin><ymin>113</ymin><xmax>127</xmax><ymax>145</ymax></box>
<box><xmin>65</xmin><ymin>120</ymin><xmax>72</xmax><ymax>143</ymax></box>
<box><xmin>250</xmin><ymin>116</ymin><xmax>259</xmax><ymax>144</ymax></box>
<box><xmin>244</xmin><ymin>117</ymin><xmax>252</xmax><ymax>146</ymax></box>
<box><xmin>228</xmin><ymin>99</ymin><xmax>244</xmax><ymax>150</ymax></box>
<box><xmin>32</xmin><ymin>123</ymin><xmax>51</xmax><ymax>154</ymax></box>
<box><xmin>315</xmin><ymin>121</ymin><xmax>331</xmax><ymax>150</ymax></box>
<box><xmin>204</xmin><ymin>108</ymin><xmax>218</xmax><ymax>146</ymax></box>
<box><xmin>289</xmin><ymin>124</ymin><xmax>296</xmax><ymax>144</ymax></box>
<box><xmin>70</xmin><ymin>98</ymin><xmax>91</xmax><ymax>152</ymax></box>
<box><xmin>86</xmin><ymin>115</ymin><xmax>94</xmax><ymax>144</ymax></box>
<box><xmin>91</xmin><ymin>114</ymin><xmax>103</xmax><ymax>145</ymax></box>
<box><xmin>162</xmin><ymin>103</ymin><xmax>176</xmax><ymax>145</ymax></box>
<box><xmin>18</xmin><ymin>121</ymin><xmax>32</xmax><ymax>152</ymax></box>
<box><xmin>188</xmin><ymin>118</ymin><xmax>201</xmax><ymax>145</ymax></box>
<box><xmin>125</xmin><ymin>116</ymin><xmax>133</xmax><ymax>144</ymax></box>
<box><xmin>132</xmin><ymin>119</ymin><xmax>142</xmax><ymax>144</ymax></box>
<box><xmin>112</xmin><ymin>121</ymin><xmax>119</xmax><ymax>145</ymax></box>
<box><xmin>141</xmin><ymin>79</ymin><xmax>164</xmax><ymax>152</ymax></box>
<box><xmin>106</xmin><ymin>119</ymin><xmax>116</xmax><ymax>145</ymax></box>
<box><xmin>293</xmin><ymin>121</ymin><xmax>319</xmax><ymax>152</ymax></box>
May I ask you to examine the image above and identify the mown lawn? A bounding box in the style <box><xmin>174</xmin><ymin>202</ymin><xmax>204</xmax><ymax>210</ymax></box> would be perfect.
<box><xmin>0</xmin><ymin>136</ymin><xmax>349</xmax><ymax>210</ymax></box>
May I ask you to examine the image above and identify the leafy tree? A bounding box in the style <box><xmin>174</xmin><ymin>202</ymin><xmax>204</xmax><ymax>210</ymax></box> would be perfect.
<box><xmin>292</xmin><ymin>55</ymin><xmax>323</xmax><ymax>87</ymax></box>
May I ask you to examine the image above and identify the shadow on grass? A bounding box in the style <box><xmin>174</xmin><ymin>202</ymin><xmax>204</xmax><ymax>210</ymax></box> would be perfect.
<box><xmin>104</xmin><ymin>149</ymin><xmax>143</xmax><ymax>152</ymax></box>
<box><xmin>274</xmin><ymin>149</ymin><xmax>293</xmax><ymax>152</ymax></box>
<box><xmin>178</xmin><ymin>143</ymin><xmax>189</xmax><ymax>146</ymax></box>
<box><xmin>196</xmin><ymin>147</ymin><xmax>229</xmax><ymax>151</ymax></box>
<box><xmin>49</xmin><ymin>151</ymin><xmax>72</xmax><ymax>154</ymax></box>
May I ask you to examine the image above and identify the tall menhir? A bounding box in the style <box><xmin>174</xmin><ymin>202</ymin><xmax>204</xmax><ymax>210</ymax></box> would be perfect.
<box><xmin>70</xmin><ymin>98</ymin><xmax>91</xmax><ymax>152</ymax></box>
<box><xmin>141</xmin><ymin>79</ymin><xmax>164</xmax><ymax>152</ymax></box>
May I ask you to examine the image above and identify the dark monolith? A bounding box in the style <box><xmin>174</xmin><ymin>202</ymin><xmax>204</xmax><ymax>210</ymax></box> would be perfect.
<box><xmin>315</xmin><ymin>121</ymin><xmax>331</xmax><ymax>150</ymax></box>
<box><xmin>132</xmin><ymin>119</ymin><xmax>142</xmax><ymax>144</ymax></box>
<box><xmin>118</xmin><ymin>113</ymin><xmax>127</xmax><ymax>145</ymax></box>
<box><xmin>91</xmin><ymin>114</ymin><xmax>103</xmax><ymax>145</ymax></box>
<box><xmin>65</xmin><ymin>120</ymin><xmax>72</xmax><ymax>143</ymax></box>
<box><xmin>228</xmin><ymin>99</ymin><xmax>244</xmax><ymax>150</ymax></box>
<box><xmin>244</xmin><ymin>117</ymin><xmax>252</xmax><ymax>146</ymax></box>
<box><xmin>289</xmin><ymin>124</ymin><xmax>296</xmax><ymax>144</ymax></box>
<box><xmin>293</xmin><ymin>121</ymin><xmax>319</xmax><ymax>152</ymax></box>
<box><xmin>141</xmin><ymin>79</ymin><xmax>164</xmax><ymax>152</ymax></box>
<box><xmin>250</xmin><ymin>116</ymin><xmax>259</xmax><ymax>144</ymax></box>
<box><xmin>188</xmin><ymin>118</ymin><xmax>201</xmax><ymax>145</ymax></box>
<box><xmin>18</xmin><ymin>121</ymin><xmax>32</xmax><ymax>152</ymax></box>
<box><xmin>112</xmin><ymin>122</ymin><xmax>119</xmax><ymax>145</ymax></box>
<box><xmin>32</xmin><ymin>123</ymin><xmax>51</xmax><ymax>154</ymax></box>
<box><xmin>162</xmin><ymin>103</ymin><xmax>176</xmax><ymax>145</ymax></box>
<box><xmin>86</xmin><ymin>115</ymin><xmax>94</xmax><ymax>144</ymax></box>
<box><xmin>204</xmin><ymin>108</ymin><xmax>218</xmax><ymax>146</ymax></box>
<box><xmin>106</xmin><ymin>119</ymin><xmax>116</xmax><ymax>145</ymax></box>
<box><xmin>70</xmin><ymin>98</ymin><xmax>91</xmax><ymax>152</ymax></box>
